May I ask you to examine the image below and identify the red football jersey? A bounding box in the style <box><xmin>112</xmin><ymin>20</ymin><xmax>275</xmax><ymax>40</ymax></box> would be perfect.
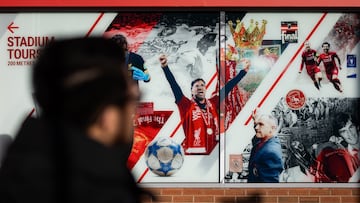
<box><xmin>317</xmin><ymin>52</ymin><xmax>340</xmax><ymax>71</ymax></box>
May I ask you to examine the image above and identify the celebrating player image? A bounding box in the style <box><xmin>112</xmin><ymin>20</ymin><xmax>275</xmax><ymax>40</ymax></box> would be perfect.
<box><xmin>159</xmin><ymin>54</ymin><xmax>250</xmax><ymax>155</ymax></box>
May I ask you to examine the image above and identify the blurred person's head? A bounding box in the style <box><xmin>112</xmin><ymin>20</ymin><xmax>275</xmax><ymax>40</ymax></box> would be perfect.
<box><xmin>32</xmin><ymin>37</ymin><xmax>138</xmax><ymax>146</ymax></box>
<box><xmin>111</xmin><ymin>34</ymin><xmax>128</xmax><ymax>51</ymax></box>
<box><xmin>333</xmin><ymin>112</ymin><xmax>359</xmax><ymax>147</ymax></box>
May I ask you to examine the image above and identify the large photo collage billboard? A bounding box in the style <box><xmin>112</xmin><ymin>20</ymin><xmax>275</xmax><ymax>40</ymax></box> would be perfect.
<box><xmin>0</xmin><ymin>12</ymin><xmax>359</xmax><ymax>183</ymax></box>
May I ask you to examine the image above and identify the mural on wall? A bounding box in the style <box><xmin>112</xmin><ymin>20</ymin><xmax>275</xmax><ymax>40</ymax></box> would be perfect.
<box><xmin>224</xmin><ymin>13</ymin><xmax>360</xmax><ymax>183</ymax></box>
<box><xmin>223</xmin><ymin>13</ymin><xmax>289</xmax><ymax>133</ymax></box>
<box><xmin>0</xmin><ymin>12</ymin><xmax>358</xmax><ymax>184</ymax></box>
<box><xmin>104</xmin><ymin>12</ymin><xmax>223</xmax><ymax>182</ymax></box>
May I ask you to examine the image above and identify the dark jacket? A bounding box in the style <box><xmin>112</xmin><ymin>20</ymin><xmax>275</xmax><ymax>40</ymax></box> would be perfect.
<box><xmin>0</xmin><ymin>117</ymin><xmax>149</xmax><ymax>203</ymax></box>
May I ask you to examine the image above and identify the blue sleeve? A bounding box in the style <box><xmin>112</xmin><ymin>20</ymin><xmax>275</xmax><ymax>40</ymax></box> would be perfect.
<box><xmin>219</xmin><ymin>69</ymin><xmax>247</xmax><ymax>103</ymax></box>
<box><xmin>162</xmin><ymin>66</ymin><xmax>184</xmax><ymax>103</ymax></box>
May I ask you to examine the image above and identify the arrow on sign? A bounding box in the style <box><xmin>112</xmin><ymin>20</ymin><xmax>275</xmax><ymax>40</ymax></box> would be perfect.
<box><xmin>8</xmin><ymin>22</ymin><xmax>19</xmax><ymax>33</ymax></box>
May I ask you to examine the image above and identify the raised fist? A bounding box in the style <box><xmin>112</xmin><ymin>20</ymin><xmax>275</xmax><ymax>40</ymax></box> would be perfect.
<box><xmin>240</xmin><ymin>58</ymin><xmax>251</xmax><ymax>72</ymax></box>
<box><xmin>159</xmin><ymin>54</ymin><xmax>168</xmax><ymax>68</ymax></box>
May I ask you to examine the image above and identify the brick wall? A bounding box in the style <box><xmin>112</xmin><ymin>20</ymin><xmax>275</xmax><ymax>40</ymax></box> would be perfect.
<box><xmin>141</xmin><ymin>187</ymin><xmax>359</xmax><ymax>203</ymax></box>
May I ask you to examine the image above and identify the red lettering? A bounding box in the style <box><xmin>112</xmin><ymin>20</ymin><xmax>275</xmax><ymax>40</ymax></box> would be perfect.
<box><xmin>7</xmin><ymin>37</ymin><xmax>14</xmax><ymax>46</ymax></box>
<box><xmin>20</xmin><ymin>37</ymin><xmax>27</xmax><ymax>46</ymax></box>
<box><xmin>14</xmin><ymin>36</ymin><xmax>20</xmax><ymax>46</ymax></box>
<box><xmin>29</xmin><ymin>49</ymin><xmax>36</xmax><ymax>59</ymax></box>
<box><xmin>8</xmin><ymin>36</ymin><xmax>56</xmax><ymax>47</ymax></box>
<box><xmin>7</xmin><ymin>48</ymin><xmax>39</xmax><ymax>60</ymax></box>
<box><xmin>36</xmin><ymin>48</ymin><xmax>42</xmax><ymax>57</ymax></box>
<box><xmin>13</xmin><ymin>49</ymin><xmax>22</xmax><ymax>59</ymax></box>
<box><xmin>7</xmin><ymin>49</ymin><xmax>14</xmax><ymax>59</ymax></box>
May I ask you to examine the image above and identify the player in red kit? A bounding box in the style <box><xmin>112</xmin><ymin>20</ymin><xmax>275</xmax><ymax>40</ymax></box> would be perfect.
<box><xmin>299</xmin><ymin>41</ymin><xmax>322</xmax><ymax>90</ymax></box>
<box><xmin>317</xmin><ymin>42</ymin><xmax>343</xmax><ymax>92</ymax></box>
<box><xmin>159</xmin><ymin>54</ymin><xmax>250</xmax><ymax>155</ymax></box>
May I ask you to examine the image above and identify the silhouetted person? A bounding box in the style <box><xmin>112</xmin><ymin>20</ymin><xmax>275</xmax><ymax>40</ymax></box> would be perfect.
<box><xmin>0</xmin><ymin>134</ymin><xmax>12</xmax><ymax>167</ymax></box>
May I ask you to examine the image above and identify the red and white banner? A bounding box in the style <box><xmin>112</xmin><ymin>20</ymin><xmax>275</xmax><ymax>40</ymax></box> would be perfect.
<box><xmin>0</xmin><ymin>0</ymin><xmax>359</xmax><ymax>7</ymax></box>
<box><xmin>0</xmin><ymin>11</ymin><xmax>358</xmax><ymax>183</ymax></box>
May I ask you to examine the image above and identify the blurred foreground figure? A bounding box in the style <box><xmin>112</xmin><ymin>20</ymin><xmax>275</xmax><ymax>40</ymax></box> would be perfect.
<box><xmin>0</xmin><ymin>134</ymin><xmax>12</xmax><ymax>167</ymax></box>
<box><xmin>0</xmin><ymin>37</ymin><xmax>152</xmax><ymax>203</ymax></box>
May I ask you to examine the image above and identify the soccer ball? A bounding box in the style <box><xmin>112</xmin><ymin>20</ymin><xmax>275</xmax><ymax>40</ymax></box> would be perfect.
<box><xmin>145</xmin><ymin>137</ymin><xmax>184</xmax><ymax>176</ymax></box>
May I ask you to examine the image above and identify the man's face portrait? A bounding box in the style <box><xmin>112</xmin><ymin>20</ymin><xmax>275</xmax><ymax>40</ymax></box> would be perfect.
<box><xmin>338</xmin><ymin>119</ymin><xmax>359</xmax><ymax>145</ymax></box>
<box><xmin>322</xmin><ymin>44</ymin><xmax>330</xmax><ymax>53</ymax></box>
<box><xmin>254</xmin><ymin>116</ymin><xmax>275</xmax><ymax>139</ymax></box>
<box><xmin>191</xmin><ymin>80</ymin><xmax>206</xmax><ymax>101</ymax></box>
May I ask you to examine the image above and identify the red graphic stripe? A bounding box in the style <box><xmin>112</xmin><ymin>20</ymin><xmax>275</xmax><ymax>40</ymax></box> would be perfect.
<box><xmin>137</xmin><ymin>168</ymin><xmax>149</xmax><ymax>183</ymax></box>
<box><xmin>207</xmin><ymin>71</ymin><xmax>218</xmax><ymax>89</ymax></box>
<box><xmin>85</xmin><ymin>12</ymin><xmax>105</xmax><ymax>38</ymax></box>
<box><xmin>137</xmin><ymin>71</ymin><xmax>218</xmax><ymax>183</ymax></box>
<box><xmin>26</xmin><ymin>108</ymin><xmax>35</xmax><ymax>119</ymax></box>
<box><xmin>244</xmin><ymin>12</ymin><xmax>327</xmax><ymax>125</ymax></box>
